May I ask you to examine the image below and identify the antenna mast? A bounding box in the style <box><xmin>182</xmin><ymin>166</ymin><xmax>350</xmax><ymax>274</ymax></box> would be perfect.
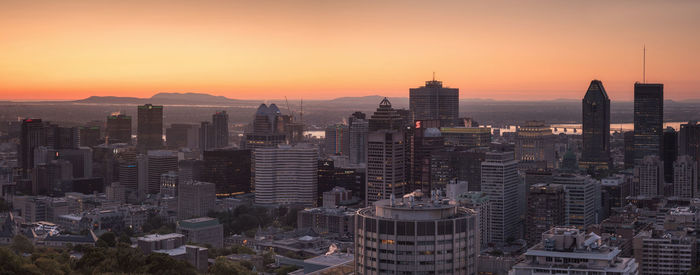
<box><xmin>432</xmin><ymin>71</ymin><xmax>435</xmax><ymax>81</ymax></box>
<box><xmin>643</xmin><ymin>45</ymin><xmax>646</xmax><ymax>83</ymax></box>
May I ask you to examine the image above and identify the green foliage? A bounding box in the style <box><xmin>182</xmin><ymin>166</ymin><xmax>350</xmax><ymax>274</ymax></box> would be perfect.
<box><xmin>262</xmin><ymin>251</ymin><xmax>275</xmax><ymax>265</ymax></box>
<box><xmin>209</xmin><ymin>257</ymin><xmax>255</xmax><ymax>275</ymax></box>
<box><xmin>690</xmin><ymin>266</ymin><xmax>700</xmax><ymax>275</ymax></box>
<box><xmin>275</xmin><ymin>265</ymin><xmax>301</xmax><ymax>275</ymax></box>
<box><xmin>281</xmin><ymin>207</ymin><xmax>300</xmax><ymax>228</ymax></box>
<box><xmin>0</xmin><ymin>197</ymin><xmax>11</xmax><ymax>212</ymax></box>
<box><xmin>74</xmin><ymin>243</ymin><xmax>197</xmax><ymax>275</ymax></box>
<box><xmin>97</xmin><ymin>231</ymin><xmax>117</xmax><ymax>247</ymax></box>
<box><xmin>208</xmin><ymin>205</ymin><xmax>273</xmax><ymax>236</ymax></box>
<box><xmin>208</xmin><ymin>244</ymin><xmax>256</xmax><ymax>259</ymax></box>
<box><xmin>142</xmin><ymin>214</ymin><xmax>175</xmax><ymax>234</ymax></box>
<box><xmin>11</xmin><ymin>234</ymin><xmax>34</xmax><ymax>254</ymax></box>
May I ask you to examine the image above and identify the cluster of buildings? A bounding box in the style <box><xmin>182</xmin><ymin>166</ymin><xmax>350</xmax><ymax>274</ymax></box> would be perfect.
<box><xmin>0</xmin><ymin>76</ymin><xmax>698</xmax><ymax>275</ymax></box>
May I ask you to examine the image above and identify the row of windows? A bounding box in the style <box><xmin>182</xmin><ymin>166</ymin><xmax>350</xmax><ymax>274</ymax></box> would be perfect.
<box><xmin>360</xmin><ymin>217</ymin><xmax>473</xmax><ymax>235</ymax></box>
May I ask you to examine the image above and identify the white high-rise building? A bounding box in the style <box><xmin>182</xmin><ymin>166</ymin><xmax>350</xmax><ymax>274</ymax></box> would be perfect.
<box><xmin>481</xmin><ymin>151</ymin><xmax>519</xmax><ymax>244</ymax></box>
<box><xmin>254</xmin><ymin>144</ymin><xmax>318</xmax><ymax>206</ymax></box>
<box><xmin>553</xmin><ymin>174</ymin><xmax>599</xmax><ymax>229</ymax></box>
<box><xmin>634</xmin><ymin>155</ymin><xmax>664</xmax><ymax>197</ymax></box>
<box><xmin>673</xmin><ymin>155</ymin><xmax>697</xmax><ymax>198</ymax></box>
<box><xmin>365</xmin><ymin>130</ymin><xmax>406</xmax><ymax>205</ymax></box>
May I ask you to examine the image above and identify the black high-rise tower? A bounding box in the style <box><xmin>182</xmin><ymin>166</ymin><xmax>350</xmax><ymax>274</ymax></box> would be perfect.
<box><xmin>580</xmin><ymin>80</ymin><xmax>611</xmax><ymax>170</ymax></box>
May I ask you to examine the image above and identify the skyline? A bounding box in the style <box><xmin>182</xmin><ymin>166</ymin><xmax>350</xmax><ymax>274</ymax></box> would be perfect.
<box><xmin>1</xmin><ymin>0</ymin><xmax>700</xmax><ymax>101</ymax></box>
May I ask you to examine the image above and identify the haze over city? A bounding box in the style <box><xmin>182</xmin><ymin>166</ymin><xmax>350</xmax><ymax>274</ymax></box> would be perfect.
<box><xmin>1</xmin><ymin>0</ymin><xmax>700</xmax><ymax>101</ymax></box>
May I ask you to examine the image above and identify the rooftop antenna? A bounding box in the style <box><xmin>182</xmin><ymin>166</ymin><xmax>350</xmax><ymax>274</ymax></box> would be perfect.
<box><xmin>300</xmin><ymin>99</ymin><xmax>303</xmax><ymax>123</ymax></box>
<box><xmin>432</xmin><ymin>71</ymin><xmax>436</xmax><ymax>81</ymax></box>
<box><xmin>643</xmin><ymin>45</ymin><xmax>646</xmax><ymax>83</ymax></box>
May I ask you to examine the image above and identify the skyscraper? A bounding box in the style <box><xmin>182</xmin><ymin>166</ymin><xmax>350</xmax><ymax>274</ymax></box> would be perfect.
<box><xmin>663</xmin><ymin>127</ymin><xmax>678</xmax><ymax>183</ymax></box>
<box><xmin>481</xmin><ymin>151</ymin><xmax>519</xmax><ymax>244</ymax></box>
<box><xmin>580</xmin><ymin>80</ymin><xmax>611</xmax><ymax>170</ymax></box>
<box><xmin>552</xmin><ymin>174</ymin><xmax>598</xmax><ymax>229</ymax></box>
<box><xmin>324</xmin><ymin>124</ymin><xmax>349</xmax><ymax>156</ymax></box>
<box><xmin>525</xmin><ymin>183</ymin><xmax>565</xmax><ymax>245</ymax></box>
<box><xmin>106</xmin><ymin>114</ymin><xmax>132</xmax><ymax>144</ymax></box>
<box><xmin>634</xmin><ymin>155</ymin><xmax>664</xmax><ymax>197</ymax></box>
<box><xmin>199</xmin><ymin>121</ymin><xmax>215</xmax><ymax>150</ymax></box>
<box><xmin>673</xmin><ymin>156</ymin><xmax>697</xmax><ymax>198</ymax></box>
<box><xmin>409</xmin><ymin>77</ymin><xmax>459</xmax><ymax>127</ymax></box>
<box><xmin>201</xmin><ymin>149</ymin><xmax>251</xmax><ymax>196</ymax></box>
<box><xmin>244</xmin><ymin>104</ymin><xmax>286</xmax><ymax>150</ymax></box>
<box><xmin>365</xmin><ymin>98</ymin><xmax>408</xmax><ymax>205</ymax></box>
<box><xmin>146</xmin><ymin>150</ymin><xmax>178</xmax><ymax>195</ymax></box>
<box><xmin>178</xmin><ymin>180</ymin><xmax>216</xmax><ymax>219</ymax></box>
<box><xmin>20</xmin><ymin>119</ymin><xmax>48</xmax><ymax>176</ymax></box>
<box><xmin>166</xmin><ymin>124</ymin><xmax>199</xmax><ymax>149</ymax></box>
<box><xmin>515</xmin><ymin>120</ymin><xmax>556</xmax><ymax>168</ymax></box>
<box><xmin>633</xmin><ymin>83</ymin><xmax>664</xmax><ymax>162</ymax></box>
<box><xmin>254</xmin><ymin>144</ymin><xmax>318</xmax><ymax>206</ymax></box>
<box><xmin>211</xmin><ymin>111</ymin><xmax>229</xmax><ymax>149</ymax></box>
<box><xmin>679</xmin><ymin>121</ymin><xmax>700</xmax><ymax>161</ymax></box>
<box><xmin>355</xmin><ymin>194</ymin><xmax>479</xmax><ymax>274</ymax></box>
<box><xmin>411</xmin><ymin>127</ymin><xmax>444</xmax><ymax>192</ymax></box>
<box><xmin>348</xmin><ymin>112</ymin><xmax>368</xmax><ymax>165</ymax></box>
<box><xmin>137</xmin><ymin>104</ymin><xmax>164</xmax><ymax>151</ymax></box>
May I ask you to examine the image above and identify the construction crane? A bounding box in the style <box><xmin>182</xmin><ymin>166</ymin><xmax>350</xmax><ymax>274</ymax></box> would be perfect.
<box><xmin>284</xmin><ymin>96</ymin><xmax>295</xmax><ymax>121</ymax></box>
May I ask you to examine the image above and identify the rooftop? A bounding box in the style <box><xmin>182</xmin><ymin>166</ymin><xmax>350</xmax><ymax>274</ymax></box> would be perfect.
<box><xmin>138</xmin><ymin>233</ymin><xmax>184</xmax><ymax>242</ymax></box>
<box><xmin>178</xmin><ymin>217</ymin><xmax>221</xmax><ymax>229</ymax></box>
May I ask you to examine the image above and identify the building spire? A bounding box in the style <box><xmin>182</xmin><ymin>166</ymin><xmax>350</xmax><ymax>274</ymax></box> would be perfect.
<box><xmin>643</xmin><ymin>44</ymin><xmax>646</xmax><ymax>83</ymax></box>
<box><xmin>432</xmin><ymin>71</ymin><xmax>436</xmax><ymax>81</ymax></box>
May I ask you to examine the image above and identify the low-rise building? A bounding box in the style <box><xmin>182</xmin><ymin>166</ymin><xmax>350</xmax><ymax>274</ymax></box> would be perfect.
<box><xmin>633</xmin><ymin>229</ymin><xmax>697</xmax><ymax>275</ymax></box>
<box><xmin>136</xmin><ymin>233</ymin><xmax>185</xmax><ymax>254</ymax></box>
<box><xmin>296</xmin><ymin>207</ymin><xmax>355</xmax><ymax>238</ymax></box>
<box><xmin>511</xmin><ymin>227</ymin><xmax>638</xmax><ymax>275</ymax></box>
<box><xmin>176</xmin><ymin>217</ymin><xmax>224</xmax><ymax>248</ymax></box>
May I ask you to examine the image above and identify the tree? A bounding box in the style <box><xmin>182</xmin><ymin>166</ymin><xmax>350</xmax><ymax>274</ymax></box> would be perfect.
<box><xmin>97</xmin><ymin>232</ymin><xmax>117</xmax><ymax>247</ymax></box>
<box><xmin>0</xmin><ymin>198</ymin><xmax>11</xmax><ymax>212</ymax></box>
<box><xmin>143</xmin><ymin>253</ymin><xmax>197</xmax><ymax>275</ymax></box>
<box><xmin>118</xmin><ymin>232</ymin><xmax>132</xmax><ymax>244</ymax></box>
<box><xmin>11</xmin><ymin>234</ymin><xmax>34</xmax><ymax>254</ymax></box>
<box><xmin>209</xmin><ymin>257</ymin><xmax>255</xmax><ymax>275</ymax></box>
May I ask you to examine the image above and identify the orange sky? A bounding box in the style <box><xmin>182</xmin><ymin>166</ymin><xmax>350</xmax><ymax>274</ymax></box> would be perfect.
<box><xmin>1</xmin><ymin>0</ymin><xmax>699</xmax><ymax>101</ymax></box>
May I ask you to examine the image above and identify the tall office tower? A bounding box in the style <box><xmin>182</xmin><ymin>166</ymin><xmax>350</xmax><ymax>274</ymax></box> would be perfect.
<box><xmin>600</xmin><ymin>176</ymin><xmax>631</xmax><ymax>220</ymax></box>
<box><xmin>365</xmin><ymin>130</ymin><xmax>406</xmax><ymax>205</ymax></box>
<box><xmin>106</xmin><ymin>114</ymin><xmax>132</xmax><ymax>144</ymax></box>
<box><xmin>515</xmin><ymin>120</ymin><xmax>556</xmax><ymax>168</ymax></box>
<box><xmin>177</xmin><ymin>180</ymin><xmax>216</xmax><ymax>219</ymax></box>
<box><xmin>146</xmin><ymin>150</ymin><xmax>178</xmax><ymax>195</ymax></box>
<box><xmin>137</xmin><ymin>104</ymin><xmax>164</xmax><ymax>151</ymax></box>
<box><xmin>254</xmin><ymin>144</ymin><xmax>317</xmax><ymax>206</ymax></box>
<box><xmin>79</xmin><ymin>126</ymin><xmax>101</xmax><ymax>147</ymax></box>
<box><xmin>56</xmin><ymin>147</ymin><xmax>93</xmax><ymax>178</ymax></box>
<box><xmin>160</xmin><ymin>171</ymin><xmax>178</xmax><ymax>197</ymax></box>
<box><xmin>119</xmin><ymin>154</ymin><xmax>147</xmax><ymax>203</ymax></box>
<box><xmin>634</xmin><ymin>155</ymin><xmax>664</xmax><ymax>197</ymax></box>
<box><xmin>673</xmin><ymin>156</ymin><xmax>697</xmax><ymax>198</ymax></box>
<box><xmin>32</xmin><ymin>159</ymin><xmax>72</xmax><ymax>196</ymax></box>
<box><xmin>166</xmin><ymin>124</ymin><xmax>199</xmax><ymax>149</ymax></box>
<box><xmin>411</xmin><ymin>127</ymin><xmax>444</xmax><ymax>192</ymax></box>
<box><xmin>348</xmin><ymin>112</ymin><xmax>368</xmax><ymax>165</ymax></box>
<box><xmin>679</xmin><ymin>121</ymin><xmax>700</xmax><ymax>160</ymax></box>
<box><xmin>409</xmin><ymin>77</ymin><xmax>459</xmax><ymax>127</ymax></box>
<box><xmin>201</xmin><ymin>149</ymin><xmax>251</xmax><ymax>196</ymax></box>
<box><xmin>580</xmin><ymin>80</ymin><xmax>611</xmax><ymax>170</ymax></box>
<box><xmin>633</xmin><ymin>83</ymin><xmax>664</xmax><ymax>162</ymax></box>
<box><xmin>431</xmin><ymin>148</ymin><xmax>488</xmax><ymax>191</ymax></box>
<box><xmin>481</xmin><ymin>151</ymin><xmax>519</xmax><ymax>244</ymax></box>
<box><xmin>525</xmin><ymin>183</ymin><xmax>565</xmax><ymax>245</ymax></box>
<box><xmin>355</xmin><ymin>195</ymin><xmax>479</xmax><ymax>274</ymax></box>
<box><xmin>368</xmin><ymin>98</ymin><xmax>405</xmax><ymax>131</ymax></box>
<box><xmin>244</xmin><ymin>104</ymin><xmax>287</xmax><ymax>150</ymax></box>
<box><xmin>20</xmin><ymin>119</ymin><xmax>48</xmax><ymax>175</ymax></box>
<box><xmin>198</xmin><ymin>121</ymin><xmax>214</xmax><ymax>150</ymax></box>
<box><xmin>513</xmin><ymin>227</ymin><xmax>639</xmax><ymax>275</ymax></box>
<box><xmin>553</xmin><ymin>174</ymin><xmax>598</xmax><ymax>229</ymax></box>
<box><xmin>53</xmin><ymin>126</ymin><xmax>79</xmax><ymax>149</ymax></box>
<box><xmin>177</xmin><ymin>159</ymin><xmax>204</xmax><ymax>185</ymax></box>
<box><xmin>633</xmin><ymin>229</ymin><xmax>696</xmax><ymax>275</ymax></box>
<box><xmin>324</xmin><ymin>124</ymin><xmax>349</xmax><ymax>156</ymax></box>
<box><xmin>440</xmin><ymin>127</ymin><xmax>492</xmax><ymax>148</ymax></box>
<box><xmin>663</xmin><ymin>127</ymin><xmax>678</xmax><ymax>183</ymax></box>
<box><xmin>211</xmin><ymin>111</ymin><xmax>229</xmax><ymax>149</ymax></box>
<box><xmin>623</xmin><ymin>131</ymin><xmax>635</xmax><ymax>169</ymax></box>
<box><xmin>455</xmin><ymin>191</ymin><xmax>492</xmax><ymax>249</ymax></box>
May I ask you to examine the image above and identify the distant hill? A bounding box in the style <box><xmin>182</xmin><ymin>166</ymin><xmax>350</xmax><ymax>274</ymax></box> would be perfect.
<box><xmin>74</xmin><ymin>92</ymin><xmax>241</xmax><ymax>105</ymax></box>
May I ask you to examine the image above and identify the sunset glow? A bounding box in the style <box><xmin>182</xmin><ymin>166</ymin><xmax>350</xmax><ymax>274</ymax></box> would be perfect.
<box><xmin>1</xmin><ymin>0</ymin><xmax>699</xmax><ymax>101</ymax></box>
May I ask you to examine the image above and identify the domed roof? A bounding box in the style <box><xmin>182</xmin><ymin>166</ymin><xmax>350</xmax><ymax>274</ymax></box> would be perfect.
<box><xmin>255</xmin><ymin>104</ymin><xmax>269</xmax><ymax>115</ymax></box>
<box><xmin>424</xmin><ymin>128</ymin><xmax>442</xmax><ymax>137</ymax></box>
<box><xmin>268</xmin><ymin>104</ymin><xmax>281</xmax><ymax>115</ymax></box>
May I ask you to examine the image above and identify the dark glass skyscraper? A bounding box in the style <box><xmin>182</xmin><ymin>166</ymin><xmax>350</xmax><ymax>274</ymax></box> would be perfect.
<box><xmin>212</xmin><ymin>111</ymin><xmax>229</xmax><ymax>148</ymax></box>
<box><xmin>580</xmin><ymin>80</ymin><xmax>611</xmax><ymax>170</ymax></box>
<box><xmin>106</xmin><ymin>114</ymin><xmax>132</xmax><ymax>144</ymax></box>
<box><xmin>633</xmin><ymin>83</ymin><xmax>664</xmax><ymax>162</ymax></box>
<box><xmin>137</xmin><ymin>104</ymin><xmax>164</xmax><ymax>151</ymax></box>
<box><xmin>409</xmin><ymin>78</ymin><xmax>459</xmax><ymax>127</ymax></box>
<box><xmin>20</xmin><ymin>119</ymin><xmax>47</xmax><ymax>175</ymax></box>
<box><xmin>663</xmin><ymin>127</ymin><xmax>678</xmax><ymax>183</ymax></box>
<box><xmin>201</xmin><ymin>149</ymin><xmax>251</xmax><ymax>196</ymax></box>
